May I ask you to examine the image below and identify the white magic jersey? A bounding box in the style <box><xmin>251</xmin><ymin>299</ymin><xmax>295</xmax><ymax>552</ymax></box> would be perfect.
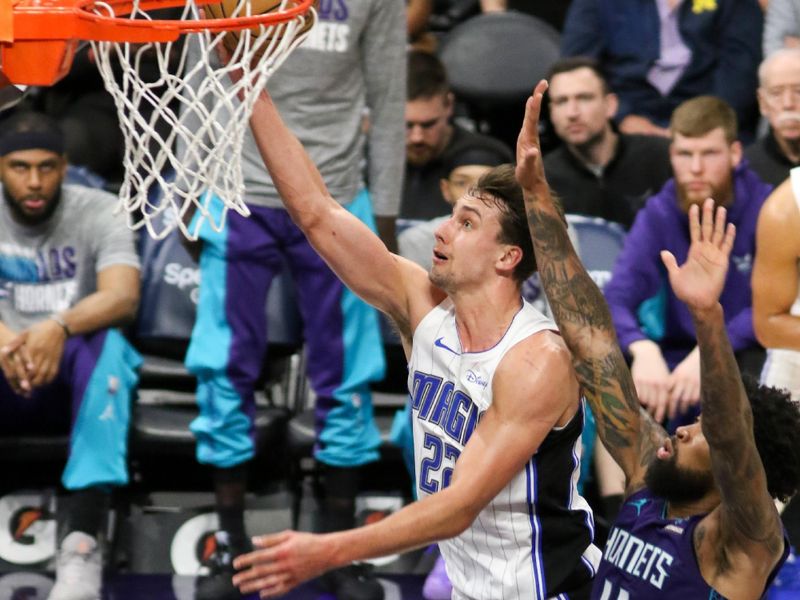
<box><xmin>761</xmin><ymin>168</ymin><xmax>800</xmax><ymax>401</ymax></box>
<box><xmin>408</xmin><ymin>298</ymin><xmax>600</xmax><ymax>599</ymax></box>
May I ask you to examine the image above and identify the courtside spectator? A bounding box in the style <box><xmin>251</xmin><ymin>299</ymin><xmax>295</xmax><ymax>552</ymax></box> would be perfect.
<box><xmin>400</xmin><ymin>51</ymin><xmax>512</xmax><ymax>221</ymax></box>
<box><xmin>562</xmin><ymin>0</ymin><xmax>763</xmax><ymax>140</ymax></box>
<box><xmin>0</xmin><ymin>111</ymin><xmax>141</xmax><ymax>600</ymax></box>
<box><xmin>746</xmin><ymin>48</ymin><xmax>800</xmax><ymax>185</ymax></box>
<box><xmin>544</xmin><ymin>57</ymin><xmax>671</xmax><ymax>228</ymax></box>
<box><xmin>605</xmin><ymin>96</ymin><xmax>771</xmax><ymax>431</ymax></box>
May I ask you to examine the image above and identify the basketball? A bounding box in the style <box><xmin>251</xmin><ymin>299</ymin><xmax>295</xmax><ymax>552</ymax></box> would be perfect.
<box><xmin>204</xmin><ymin>0</ymin><xmax>315</xmax><ymax>59</ymax></box>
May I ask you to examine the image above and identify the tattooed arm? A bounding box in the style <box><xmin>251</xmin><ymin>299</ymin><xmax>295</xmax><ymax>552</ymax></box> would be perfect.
<box><xmin>662</xmin><ymin>200</ymin><xmax>784</xmax><ymax>582</ymax></box>
<box><xmin>515</xmin><ymin>81</ymin><xmax>665</xmax><ymax>493</ymax></box>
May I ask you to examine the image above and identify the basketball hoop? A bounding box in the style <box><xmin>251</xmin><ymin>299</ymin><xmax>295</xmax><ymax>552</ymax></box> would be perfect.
<box><xmin>2</xmin><ymin>0</ymin><xmax>316</xmax><ymax>239</ymax></box>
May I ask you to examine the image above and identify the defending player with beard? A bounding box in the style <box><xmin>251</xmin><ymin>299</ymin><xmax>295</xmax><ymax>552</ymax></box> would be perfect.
<box><xmin>519</xmin><ymin>79</ymin><xmax>800</xmax><ymax>600</ymax></box>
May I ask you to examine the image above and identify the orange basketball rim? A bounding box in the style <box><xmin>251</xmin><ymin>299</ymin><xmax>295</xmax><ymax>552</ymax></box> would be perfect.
<box><xmin>0</xmin><ymin>0</ymin><xmax>314</xmax><ymax>86</ymax></box>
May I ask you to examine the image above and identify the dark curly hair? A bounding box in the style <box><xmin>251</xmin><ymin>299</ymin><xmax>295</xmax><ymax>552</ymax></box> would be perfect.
<box><xmin>745</xmin><ymin>374</ymin><xmax>800</xmax><ymax>503</ymax></box>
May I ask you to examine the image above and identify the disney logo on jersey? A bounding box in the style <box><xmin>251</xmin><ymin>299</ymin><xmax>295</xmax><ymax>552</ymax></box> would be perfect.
<box><xmin>465</xmin><ymin>369</ymin><xmax>487</xmax><ymax>388</ymax></box>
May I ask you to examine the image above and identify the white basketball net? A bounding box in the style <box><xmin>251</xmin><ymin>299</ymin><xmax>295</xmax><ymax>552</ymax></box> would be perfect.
<box><xmin>90</xmin><ymin>0</ymin><xmax>316</xmax><ymax>240</ymax></box>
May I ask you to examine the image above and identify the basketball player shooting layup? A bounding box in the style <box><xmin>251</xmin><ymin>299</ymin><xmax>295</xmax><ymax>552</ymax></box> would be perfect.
<box><xmin>518</xmin><ymin>80</ymin><xmax>800</xmax><ymax>599</ymax></box>
<box><xmin>230</xmin><ymin>84</ymin><xmax>600</xmax><ymax>597</ymax></box>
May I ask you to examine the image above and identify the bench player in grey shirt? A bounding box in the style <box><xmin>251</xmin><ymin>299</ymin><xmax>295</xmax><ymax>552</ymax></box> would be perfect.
<box><xmin>0</xmin><ymin>111</ymin><xmax>141</xmax><ymax>600</ymax></box>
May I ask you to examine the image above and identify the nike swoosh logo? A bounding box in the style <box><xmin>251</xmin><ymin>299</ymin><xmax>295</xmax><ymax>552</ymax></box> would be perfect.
<box><xmin>434</xmin><ymin>337</ymin><xmax>460</xmax><ymax>355</ymax></box>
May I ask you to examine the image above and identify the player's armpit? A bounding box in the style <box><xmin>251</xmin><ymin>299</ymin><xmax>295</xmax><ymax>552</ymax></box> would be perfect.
<box><xmin>389</xmin><ymin>254</ymin><xmax>447</xmax><ymax>337</ymax></box>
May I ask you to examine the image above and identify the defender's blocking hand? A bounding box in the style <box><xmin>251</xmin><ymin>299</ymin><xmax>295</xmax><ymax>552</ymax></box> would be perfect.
<box><xmin>515</xmin><ymin>80</ymin><xmax>549</xmax><ymax>194</ymax></box>
<box><xmin>661</xmin><ymin>198</ymin><xmax>736</xmax><ymax>312</ymax></box>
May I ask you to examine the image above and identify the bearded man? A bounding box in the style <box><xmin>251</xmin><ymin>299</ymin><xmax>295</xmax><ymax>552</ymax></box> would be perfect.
<box><xmin>603</xmin><ymin>96</ymin><xmax>772</xmax><ymax>431</ymax></box>
<box><xmin>0</xmin><ymin>110</ymin><xmax>141</xmax><ymax>600</ymax></box>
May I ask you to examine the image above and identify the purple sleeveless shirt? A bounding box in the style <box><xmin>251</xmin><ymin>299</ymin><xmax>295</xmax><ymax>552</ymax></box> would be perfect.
<box><xmin>591</xmin><ymin>489</ymin><xmax>788</xmax><ymax>599</ymax></box>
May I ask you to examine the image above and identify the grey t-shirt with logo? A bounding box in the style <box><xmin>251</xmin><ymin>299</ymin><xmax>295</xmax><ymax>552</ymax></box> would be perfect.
<box><xmin>182</xmin><ymin>0</ymin><xmax>406</xmax><ymax>217</ymax></box>
<box><xmin>0</xmin><ymin>184</ymin><xmax>140</xmax><ymax>331</ymax></box>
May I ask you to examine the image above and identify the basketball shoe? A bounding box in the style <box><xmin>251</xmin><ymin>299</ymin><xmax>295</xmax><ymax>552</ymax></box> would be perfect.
<box><xmin>195</xmin><ymin>530</ymin><xmax>250</xmax><ymax>600</ymax></box>
<box><xmin>48</xmin><ymin>531</ymin><xmax>102</xmax><ymax>600</ymax></box>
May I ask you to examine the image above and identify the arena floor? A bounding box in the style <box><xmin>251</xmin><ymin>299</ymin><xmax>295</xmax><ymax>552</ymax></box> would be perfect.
<box><xmin>110</xmin><ymin>573</ymin><xmax>428</xmax><ymax>599</ymax></box>
<box><xmin>0</xmin><ymin>571</ymin><xmax>429</xmax><ymax>599</ymax></box>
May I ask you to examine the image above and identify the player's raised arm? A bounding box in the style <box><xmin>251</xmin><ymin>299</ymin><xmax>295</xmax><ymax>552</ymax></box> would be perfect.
<box><xmin>516</xmin><ymin>80</ymin><xmax>664</xmax><ymax>492</ymax></box>
<box><xmin>248</xmin><ymin>90</ymin><xmax>435</xmax><ymax>336</ymax></box>
<box><xmin>661</xmin><ymin>200</ymin><xmax>784</xmax><ymax>577</ymax></box>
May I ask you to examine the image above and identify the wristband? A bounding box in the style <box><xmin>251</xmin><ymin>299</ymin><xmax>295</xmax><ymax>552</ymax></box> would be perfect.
<box><xmin>50</xmin><ymin>314</ymin><xmax>72</xmax><ymax>338</ymax></box>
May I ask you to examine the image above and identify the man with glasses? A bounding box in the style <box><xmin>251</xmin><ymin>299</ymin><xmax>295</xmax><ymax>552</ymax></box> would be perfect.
<box><xmin>746</xmin><ymin>48</ymin><xmax>800</xmax><ymax>186</ymax></box>
<box><xmin>400</xmin><ymin>51</ymin><xmax>511</xmax><ymax>221</ymax></box>
<box><xmin>561</xmin><ymin>0</ymin><xmax>762</xmax><ymax>140</ymax></box>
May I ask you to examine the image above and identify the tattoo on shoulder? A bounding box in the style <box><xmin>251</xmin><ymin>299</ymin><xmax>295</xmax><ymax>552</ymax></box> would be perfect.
<box><xmin>526</xmin><ymin>204</ymin><xmax>670</xmax><ymax>478</ymax></box>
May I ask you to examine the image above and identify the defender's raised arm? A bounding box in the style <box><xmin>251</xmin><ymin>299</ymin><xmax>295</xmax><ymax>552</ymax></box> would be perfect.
<box><xmin>662</xmin><ymin>200</ymin><xmax>785</xmax><ymax>592</ymax></box>
<box><xmin>516</xmin><ymin>80</ymin><xmax>664</xmax><ymax>492</ymax></box>
<box><xmin>517</xmin><ymin>82</ymin><xmax>799</xmax><ymax>600</ymax></box>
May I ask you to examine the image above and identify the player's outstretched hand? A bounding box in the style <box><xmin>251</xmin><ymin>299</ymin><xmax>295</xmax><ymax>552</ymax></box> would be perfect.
<box><xmin>515</xmin><ymin>80</ymin><xmax>549</xmax><ymax>195</ymax></box>
<box><xmin>661</xmin><ymin>198</ymin><xmax>736</xmax><ymax>312</ymax></box>
<box><xmin>232</xmin><ymin>530</ymin><xmax>332</xmax><ymax>598</ymax></box>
